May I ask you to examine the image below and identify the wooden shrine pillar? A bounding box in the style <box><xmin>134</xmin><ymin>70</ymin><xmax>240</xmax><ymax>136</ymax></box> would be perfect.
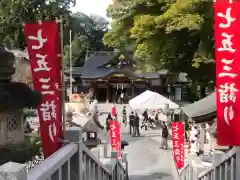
<box><xmin>106</xmin><ymin>82</ymin><xmax>110</xmax><ymax>103</ymax></box>
<box><xmin>131</xmin><ymin>82</ymin><xmax>135</xmax><ymax>98</ymax></box>
<box><xmin>92</xmin><ymin>82</ymin><xmax>97</xmax><ymax>100</ymax></box>
<box><xmin>147</xmin><ymin>80</ymin><xmax>150</xmax><ymax>90</ymax></box>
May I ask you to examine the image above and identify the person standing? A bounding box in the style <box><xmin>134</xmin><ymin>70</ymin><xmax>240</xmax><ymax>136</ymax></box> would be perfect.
<box><xmin>160</xmin><ymin>122</ymin><xmax>169</xmax><ymax>149</ymax></box>
<box><xmin>185</xmin><ymin>121</ymin><xmax>190</xmax><ymax>142</ymax></box>
<box><xmin>133</xmin><ymin>113</ymin><xmax>140</xmax><ymax>137</ymax></box>
<box><xmin>190</xmin><ymin>125</ymin><xmax>200</xmax><ymax>155</ymax></box>
<box><xmin>129</xmin><ymin>111</ymin><xmax>135</xmax><ymax>134</ymax></box>
<box><xmin>141</xmin><ymin>109</ymin><xmax>148</xmax><ymax>130</ymax></box>
<box><xmin>122</xmin><ymin>106</ymin><xmax>127</xmax><ymax>126</ymax></box>
<box><xmin>143</xmin><ymin>109</ymin><xmax>148</xmax><ymax>121</ymax></box>
<box><xmin>120</xmin><ymin>91</ymin><xmax>124</xmax><ymax>104</ymax></box>
<box><xmin>66</xmin><ymin>106</ymin><xmax>74</xmax><ymax>123</ymax></box>
<box><xmin>106</xmin><ymin>113</ymin><xmax>111</xmax><ymax>133</ymax></box>
<box><xmin>199</xmin><ymin>124</ymin><xmax>205</xmax><ymax>155</ymax></box>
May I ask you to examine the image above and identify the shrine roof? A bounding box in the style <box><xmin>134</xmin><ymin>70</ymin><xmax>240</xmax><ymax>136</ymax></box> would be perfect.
<box><xmin>65</xmin><ymin>67</ymin><xmax>83</xmax><ymax>75</ymax></box>
<box><xmin>181</xmin><ymin>92</ymin><xmax>216</xmax><ymax>119</ymax></box>
<box><xmin>64</xmin><ymin>51</ymin><xmax>169</xmax><ymax>79</ymax></box>
<box><xmin>65</xmin><ymin>66</ymin><xmax>166</xmax><ymax>79</ymax></box>
<box><xmin>137</xmin><ymin>71</ymin><xmax>167</xmax><ymax>79</ymax></box>
<box><xmin>83</xmin><ymin>51</ymin><xmax>116</xmax><ymax>70</ymax></box>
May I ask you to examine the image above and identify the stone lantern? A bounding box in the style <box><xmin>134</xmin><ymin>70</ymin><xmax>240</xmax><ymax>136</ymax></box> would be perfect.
<box><xmin>82</xmin><ymin>120</ymin><xmax>100</xmax><ymax>149</ymax></box>
<box><xmin>0</xmin><ymin>47</ymin><xmax>42</xmax><ymax>164</ymax></box>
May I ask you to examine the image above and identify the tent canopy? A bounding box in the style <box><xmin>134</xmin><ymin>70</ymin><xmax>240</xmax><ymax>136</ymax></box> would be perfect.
<box><xmin>181</xmin><ymin>92</ymin><xmax>216</xmax><ymax>118</ymax></box>
<box><xmin>129</xmin><ymin>90</ymin><xmax>179</xmax><ymax>110</ymax></box>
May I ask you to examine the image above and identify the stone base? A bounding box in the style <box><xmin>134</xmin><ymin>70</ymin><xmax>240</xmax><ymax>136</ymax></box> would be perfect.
<box><xmin>0</xmin><ymin>162</ymin><xmax>26</xmax><ymax>180</ymax></box>
<box><xmin>0</xmin><ymin>139</ymin><xmax>40</xmax><ymax>166</ymax></box>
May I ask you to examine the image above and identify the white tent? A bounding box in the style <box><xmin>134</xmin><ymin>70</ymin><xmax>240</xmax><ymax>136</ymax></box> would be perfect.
<box><xmin>129</xmin><ymin>90</ymin><xmax>179</xmax><ymax>110</ymax></box>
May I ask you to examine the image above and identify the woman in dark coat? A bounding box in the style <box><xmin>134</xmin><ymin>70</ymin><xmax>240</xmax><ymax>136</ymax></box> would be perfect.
<box><xmin>129</xmin><ymin>111</ymin><xmax>135</xmax><ymax>134</ymax></box>
<box><xmin>106</xmin><ymin>113</ymin><xmax>112</xmax><ymax>132</ymax></box>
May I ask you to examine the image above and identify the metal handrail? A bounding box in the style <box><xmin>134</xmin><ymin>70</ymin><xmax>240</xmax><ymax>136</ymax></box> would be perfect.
<box><xmin>178</xmin><ymin>163</ymin><xmax>198</xmax><ymax>180</ymax></box>
<box><xmin>27</xmin><ymin>143</ymin><xmax>78</xmax><ymax>180</ymax></box>
<box><xmin>198</xmin><ymin>148</ymin><xmax>236</xmax><ymax>178</ymax></box>
<box><xmin>197</xmin><ymin>148</ymin><xmax>236</xmax><ymax>180</ymax></box>
<box><xmin>82</xmin><ymin>143</ymin><xmax>112</xmax><ymax>174</ymax></box>
<box><xmin>26</xmin><ymin>142</ymin><xmax>127</xmax><ymax>180</ymax></box>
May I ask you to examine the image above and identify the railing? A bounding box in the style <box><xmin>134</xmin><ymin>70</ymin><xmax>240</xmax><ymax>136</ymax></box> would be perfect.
<box><xmin>0</xmin><ymin>127</ymin><xmax>127</xmax><ymax>180</ymax></box>
<box><xmin>178</xmin><ymin>148</ymin><xmax>238</xmax><ymax>180</ymax></box>
<box><xmin>179</xmin><ymin>163</ymin><xmax>198</xmax><ymax>180</ymax></box>
<box><xmin>198</xmin><ymin>148</ymin><xmax>236</xmax><ymax>180</ymax></box>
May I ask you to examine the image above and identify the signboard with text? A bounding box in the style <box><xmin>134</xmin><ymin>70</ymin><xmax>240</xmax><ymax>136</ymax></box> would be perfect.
<box><xmin>215</xmin><ymin>2</ymin><xmax>240</xmax><ymax>145</ymax></box>
<box><xmin>24</xmin><ymin>21</ymin><xmax>62</xmax><ymax>158</ymax></box>
<box><xmin>109</xmin><ymin>120</ymin><xmax>121</xmax><ymax>159</ymax></box>
<box><xmin>172</xmin><ymin>122</ymin><xmax>184</xmax><ymax>169</ymax></box>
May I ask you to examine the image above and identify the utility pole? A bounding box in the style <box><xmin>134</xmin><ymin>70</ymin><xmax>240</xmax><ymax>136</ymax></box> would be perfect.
<box><xmin>69</xmin><ymin>29</ymin><xmax>73</xmax><ymax>100</ymax></box>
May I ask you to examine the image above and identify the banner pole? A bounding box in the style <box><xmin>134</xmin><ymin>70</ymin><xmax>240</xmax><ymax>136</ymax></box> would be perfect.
<box><xmin>57</xmin><ymin>15</ymin><xmax>66</xmax><ymax>134</ymax></box>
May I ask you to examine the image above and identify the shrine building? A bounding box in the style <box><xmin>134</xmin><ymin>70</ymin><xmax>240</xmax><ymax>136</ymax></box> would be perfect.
<box><xmin>65</xmin><ymin>51</ymin><xmax>188</xmax><ymax>103</ymax></box>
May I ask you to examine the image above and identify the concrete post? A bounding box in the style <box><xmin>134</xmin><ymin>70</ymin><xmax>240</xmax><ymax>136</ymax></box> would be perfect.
<box><xmin>0</xmin><ymin>162</ymin><xmax>27</xmax><ymax>180</ymax></box>
<box><xmin>236</xmin><ymin>147</ymin><xmax>240</xmax><ymax>179</ymax></box>
<box><xmin>64</xmin><ymin>127</ymin><xmax>83</xmax><ymax>180</ymax></box>
<box><xmin>99</xmin><ymin>143</ymin><xmax>108</xmax><ymax>158</ymax></box>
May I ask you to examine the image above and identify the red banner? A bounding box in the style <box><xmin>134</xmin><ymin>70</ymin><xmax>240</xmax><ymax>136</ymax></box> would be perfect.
<box><xmin>215</xmin><ymin>2</ymin><xmax>240</xmax><ymax>145</ymax></box>
<box><xmin>111</xmin><ymin>106</ymin><xmax>117</xmax><ymax>117</ymax></box>
<box><xmin>172</xmin><ymin>122</ymin><xmax>184</xmax><ymax>169</ymax></box>
<box><xmin>110</xmin><ymin>120</ymin><xmax>121</xmax><ymax>159</ymax></box>
<box><xmin>24</xmin><ymin>21</ymin><xmax>62</xmax><ymax>157</ymax></box>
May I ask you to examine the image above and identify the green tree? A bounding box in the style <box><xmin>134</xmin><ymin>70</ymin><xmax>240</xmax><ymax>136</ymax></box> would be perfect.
<box><xmin>63</xmin><ymin>13</ymin><xmax>110</xmax><ymax>67</ymax></box>
<box><xmin>63</xmin><ymin>34</ymin><xmax>90</xmax><ymax>67</ymax></box>
<box><xmin>0</xmin><ymin>0</ymin><xmax>75</xmax><ymax>48</ymax></box>
<box><xmin>104</xmin><ymin>0</ymin><xmax>215</xmax><ymax>97</ymax></box>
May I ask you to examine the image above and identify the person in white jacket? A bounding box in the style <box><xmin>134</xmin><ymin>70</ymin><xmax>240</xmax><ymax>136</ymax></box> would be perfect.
<box><xmin>190</xmin><ymin>125</ymin><xmax>200</xmax><ymax>155</ymax></box>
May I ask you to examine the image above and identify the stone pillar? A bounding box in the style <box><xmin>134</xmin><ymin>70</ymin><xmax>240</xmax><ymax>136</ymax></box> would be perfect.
<box><xmin>0</xmin><ymin>162</ymin><xmax>27</xmax><ymax>180</ymax></box>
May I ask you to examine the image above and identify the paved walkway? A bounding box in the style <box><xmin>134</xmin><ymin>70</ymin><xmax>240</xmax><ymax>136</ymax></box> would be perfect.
<box><xmin>98</xmin><ymin>104</ymin><xmax>178</xmax><ymax>180</ymax></box>
<box><xmin>123</xmin><ymin>131</ymin><xmax>176</xmax><ymax>180</ymax></box>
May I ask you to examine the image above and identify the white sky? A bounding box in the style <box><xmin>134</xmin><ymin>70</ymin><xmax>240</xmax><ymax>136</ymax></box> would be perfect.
<box><xmin>72</xmin><ymin>0</ymin><xmax>113</xmax><ymax>19</ymax></box>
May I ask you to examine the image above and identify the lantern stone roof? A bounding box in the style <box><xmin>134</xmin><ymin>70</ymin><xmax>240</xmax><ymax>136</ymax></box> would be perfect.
<box><xmin>0</xmin><ymin>48</ymin><xmax>42</xmax><ymax>111</ymax></box>
<box><xmin>82</xmin><ymin>119</ymin><xmax>100</xmax><ymax>133</ymax></box>
<box><xmin>10</xmin><ymin>49</ymin><xmax>29</xmax><ymax>59</ymax></box>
